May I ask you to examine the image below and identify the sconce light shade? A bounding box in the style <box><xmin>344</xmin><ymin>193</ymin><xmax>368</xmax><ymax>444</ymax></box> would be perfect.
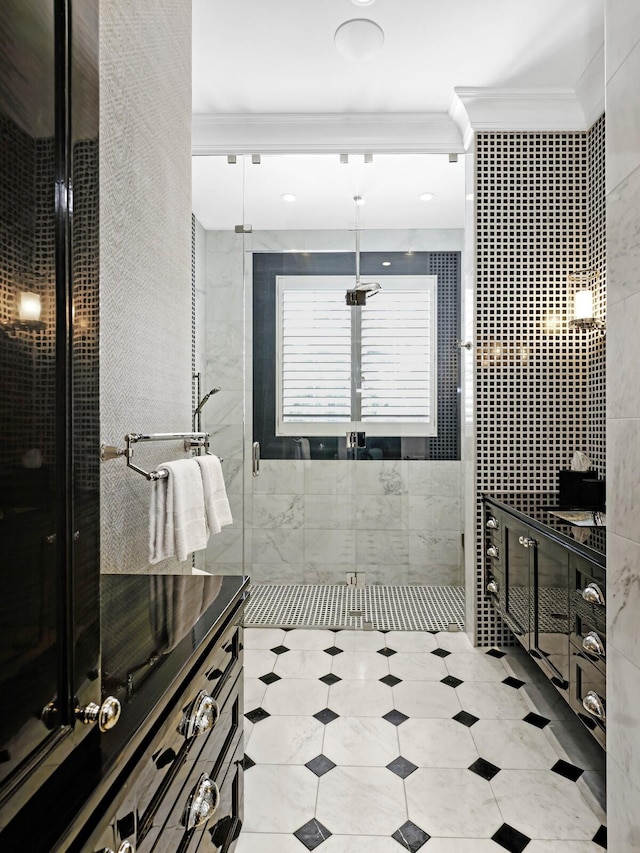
<box><xmin>573</xmin><ymin>289</ymin><xmax>594</xmax><ymax>323</ymax></box>
<box><xmin>569</xmin><ymin>271</ymin><xmax>604</xmax><ymax>331</ymax></box>
<box><xmin>18</xmin><ymin>291</ymin><xmax>42</xmax><ymax>322</ymax></box>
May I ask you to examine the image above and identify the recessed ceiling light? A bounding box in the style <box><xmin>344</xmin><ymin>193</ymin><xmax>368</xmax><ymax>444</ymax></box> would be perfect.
<box><xmin>334</xmin><ymin>19</ymin><xmax>384</xmax><ymax>61</ymax></box>
<box><xmin>281</xmin><ymin>193</ymin><xmax>296</xmax><ymax>202</ymax></box>
<box><xmin>354</xmin><ymin>195</ymin><xmax>366</xmax><ymax>205</ymax></box>
<box><xmin>351</xmin><ymin>0</ymin><xmax>376</xmax><ymax>6</ymax></box>
<box><xmin>382</xmin><ymin>261</ymin><xmax>391</xmax><ymax>267</ymax></box>
<box><xmin>419</xmin><ymin>192</ymin><xmax>435</xmax><ymax>202</ymax></box>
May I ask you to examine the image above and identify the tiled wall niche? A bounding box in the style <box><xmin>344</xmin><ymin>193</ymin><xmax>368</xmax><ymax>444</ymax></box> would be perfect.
<box><xmin>474</xmin><ymin>123</ymin><xmax>606</xmax><ymax>646</ymax></box>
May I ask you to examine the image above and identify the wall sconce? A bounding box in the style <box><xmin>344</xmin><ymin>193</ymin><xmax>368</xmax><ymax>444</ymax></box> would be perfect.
<box><xmin>569</xmin><ymin>271</ymin><xmax>604</xmax><ymax>331</ymax></box>
<box><xmin>3</xmin><ymin>290</ymin><xmax>46</xmax><ymax>332</ymax></box>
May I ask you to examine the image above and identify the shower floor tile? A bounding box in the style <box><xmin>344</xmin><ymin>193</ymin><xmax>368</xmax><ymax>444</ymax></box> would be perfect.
<box><xmin>239</xmin><ymin>629</ymin><xmax>607</xmax><ymax>851</ymax></box>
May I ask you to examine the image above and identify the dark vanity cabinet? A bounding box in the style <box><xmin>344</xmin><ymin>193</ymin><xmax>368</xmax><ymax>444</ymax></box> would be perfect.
<box><xmin>484</xmin><ymin>494</ymin><xmax>606</xmax><ymax>747</ymax></box>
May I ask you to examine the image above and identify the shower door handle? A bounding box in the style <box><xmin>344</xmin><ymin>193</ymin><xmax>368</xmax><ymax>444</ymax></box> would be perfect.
<box><xmin>252</xmin><ymin>441</ymin><xmax>260</xmax><ymax>477</ymax></box>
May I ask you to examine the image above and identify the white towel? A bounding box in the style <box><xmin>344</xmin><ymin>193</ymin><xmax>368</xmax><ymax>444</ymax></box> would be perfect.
<box><xmin>194</xmin><ymin>454</ymin><xmax>233</xmax><ymax>534</ymax></box>
<box><xmin>149</xmin><ymin>459</ymin><xmax>209</xmax><ymax>564</ymax></box>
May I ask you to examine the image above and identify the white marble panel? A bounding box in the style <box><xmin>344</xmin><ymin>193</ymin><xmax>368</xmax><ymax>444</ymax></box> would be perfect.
<box><xmin>607</xmin><ymin>168</ymin><xmax>640</xmax><ymax>309</ymax></box>
<box><xmin>206</xmin><ymin>321</ymin><xmax>244</xmax><ymax>387</ymax></box>
<box><xmin>304</xmin><ymin>494</ymin><xmax>355</xmax><ymax>530</ymax></box>
<box><xmin>608</xmin><ymin>296</ymin><xmax>640</xmax><ymax>417</ymax></box>
<box><xmin>261</xmin><ymin>677</ymin><xmax>329</xmax><ymax>716</ymax></box>
<box><xmin>399</xmin><ymin>718</ymin><xmax>479</xmax><ymax>768</ymax></box>
<box><xmin>252</xmin><ymin>494</ymin><xmax>304</xmax><ymax>529</ymax></box>
<box><xmin>608</xmin><ymin>532</ymin><xmax>640</xmax><ymax>664</ymax></box>
<box><xmin>408</xmin><ymin>496</ymin><xmax>462</xmax><ymax>532</ymax></box>
<box><xmin>356</xmin><ymin>530</ymin><xmax>409</xmax><ymax>565</ymax></box>
<box><xmin>304</xmin><ymin>562</ymin><xmax>356</xmax><ymax>584</ymax></box>
<box><xmin>252</xmin><ymin>460</ymin><xmax>304</xmax><ymax>494</ymax></box>
<box><xmin>205</xmin><ymin>229</ymin><xmax>244</xmax><ymax>257</ymax></box>
<box><xmin>246</xmin><ymin>715</ymin><xmax>324</xmax><ymax>764</ymax></box>
<box><xmin>316</xmin><ymin>766</ymin><xmax>407</xmax><ymax>836</ymax></box>
<box><xmin>355</xmin><ymin>495</ymin><xmax>405</xmax><ymax>530</ymax></box>
<box><xmin>323</xmin><ymin>717</ymin><xmax>400</xmax><ymax>767</ymax></box>
<box><xmin>354</xmin><ymin>565</ymin><xmax>409</xmax><ymax>585</ymax></box>
<box><xmin>470</xmin><ymin>719</ymin><xmax>559</xmax><ymax>770</ymax></box>
<box><xmin>251</xmin><ymin>529</ymin><xmax>304</xmax><ymax>564</ymax></box>
<box><xmin>327</xmin><ymin>679</ymin><xmax>394</xmax><ymax>717</ymax></box>
<box><xmin>606</xmin><ymin>0</ymin><xmax>640</xmax><ymax>81</ymax></box>
<box><xmin>606</xmin><ymin>755</ymin><xmax>640</xmax><ymax>852</ymax></box>
<box><xmin>407</xmin><ymin>562</ymin><xmax>463</xmax><ymax>586</ymax></box>
<box><xmin>208</xmin><ymin>285</ymin><xmax>244</xmax><ymax>323</ymax></box>
<box><xmin>204</xmin><ymin>528</ymin><xmax>243</xmax><ymax>564</ymax></box>
<box><xmin>304</xmin><ymin>460</ymin><xmax>355</xmax><ymax>495</ymax></box>
<box><xmin>606</xmin><ymin>643</ymin><xmax>640</xmax><ymax>791</ymax></box>
<box><xmin>606</xmin><ymin>417</ymin><xmax>640</xmax><ymax>541</ymax></box>
<box><xmin>242</xmin><ymin>765</ymin><xmax>317</xmax><ymax>833</ymax></box>
<box><xmin>408</xmin><ymin>461</ymin><xmax>463</xmax><ymax>497</ymax></box>
<box><xmin>405</xmin><ymin>769</ymin><xmax>502</xmax><ymax>837</ymax></box>
<box><xmin>490</xmin><ymin>769</ymin><xmax>601</xmax><ymax>840</ymax></box>
<box><xmin>204</xmin><ymin>389</ymin><xmax>243</xmax><ymax>426</ymax></box>
<box><xmin>305</xmin><ymin>529</ymin><xmax>356</xmax><ymax>563</ymax></box>
<box><xmin>250</xmin><ymin>563</ymin><xmax>305</xmax><ymax>584</ymax></box>
<box><xmin>391</xmin><ymin>680</ymin><xmax>462</xmax><ymax>719</ymax></box>
<box><xmin>606</xmin><ymin>44</ymin><xmax>640</xmax><ymax>193</ymax></box>
<box><xmin>355</xmin><ymin>461</ymin><xmax>409</xmax><ymax>495</ymax></box>
<box><xmin>409</xmin><ymin>532</ymin><xmax>461</xmax><ymax>568</ymax></box>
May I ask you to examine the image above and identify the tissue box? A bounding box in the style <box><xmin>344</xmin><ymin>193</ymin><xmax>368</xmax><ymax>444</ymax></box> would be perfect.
<box><xmin>558</xmin><ymin>470</ymin><xmax>602</xmax><ymax>507</ymax></box>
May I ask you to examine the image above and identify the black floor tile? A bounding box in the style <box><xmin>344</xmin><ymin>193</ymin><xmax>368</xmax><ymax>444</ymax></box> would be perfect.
<box><xmin>305</xmin><ymin>754</ymin><xmax>336</xmax><ymax>777</ymax></box>
<box><xmin>383</xmin><ymin>709</ymin><xmax>409</xmax><ymax>726</ymax></box>
<box><xmin>593</xmin><ymin>825</ymin><xmax>607</xmax><ymax>848</ymax></box>
<box><xmin>245</xmin><ymin>707</ymin><xmax>270</xmax><ymax>724</ymax></box>
<box><xmin>259</xmin><ymin>672</ymin><xmax>281</xmax><ymax>685</ymax></box>
<box><xmin>453</xmin><ymin>710</ymin><xmax>479</xmax><ymax>727</ymax></box>
<box><xmin>380</xmin><ymin>674</ymin><xmax>402</xmax><ymax>687</ymax></box>
<box><xmin>503</xmin><ymin>676</ymin><xmax>526</xmax><ymax>689</ymax></box>
<box><xmin>468</xmin><ymin>757</ymin><xmax>501</xmax><ymax>781</ymax></box>
<box><xmin>491</xmin><ymin>822</ymin><xmax>531</xmax><ymax>853</ymax></box>
<box><xmin>323</xmin><ymin>646</ymin><xmax>343</xmax><ymax>656</ymax></box>
<box><xmin>313</xmin><ymin>708</ymin><xmax>339</xmax><ymax>725</ymax></box>
<box><xmin>271</xmin><ymin>645</ymin><xmax>290</xmax><ymax>655</ymax></box>
<box><xmin>391</xmin><ymin>819</ymin><xmax>430</xmax><ymax>851</ymax></box>
<box><xmin>486</xmin><ymin>648</ymin><xmax>507</xmax><ymax>658</ymax></box>
<box><xmin>243</xmin><ymin>754</ymin><xmax>256</xmax><ymax>770</ymax></box>
<box><xmin>431</xmin><ymin>647</ymin><xmax>451</xmax><ymax>658</ymax></box>
<box><xmin>523</xmin><ymin>711</ymin><xmax>550</xmax><ymax>729</ymax></box>
<box><xmin>378</xmin><ymin>647</ymin><xmax>397</xmax><ymax>657</ymax></box>
<box><xmin>294</xmin><ymin>818</ymin><xmax>332</xmax><ymax>850</ymax></box>
<box><xmin>319</xmin><ymin>673</ymin><xmax>341</xmax><ymax>685</ymax></box>
<box><xmin>441</xmin><ymin>675</ymin><xmax>463</xmax><ymax>688</ymax></box>
<box><xmin>551</xmin><ymin>759</ymin><xmax>584</xmax><ymax>782</ymax></box>
<box><xmin>386</xmin><ymin>756</ymin><xmax>418</xmax><ymax>779</ymax></box>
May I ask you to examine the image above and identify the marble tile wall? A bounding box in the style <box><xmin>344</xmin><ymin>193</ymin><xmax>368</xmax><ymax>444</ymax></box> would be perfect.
<box><xmin>605</xmin><ymin>1</ymin><xmax>640</xmax><ymax>848</ymax></box>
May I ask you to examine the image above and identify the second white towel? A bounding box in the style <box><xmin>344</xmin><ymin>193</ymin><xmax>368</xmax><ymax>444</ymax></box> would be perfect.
<box><xmin>194</xmin><ymin>454</ymin><xmax>233</xmax><ymax>534</ymax></box>
<box><xmin>149</xmin><ymin>458</ymin><xmax>209</xmax><ymax>564</ymax></box>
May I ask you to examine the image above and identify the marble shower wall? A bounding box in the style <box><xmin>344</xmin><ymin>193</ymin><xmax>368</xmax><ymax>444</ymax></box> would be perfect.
<box><xmin>604</xmin><ymin>1</ymin><xmax>640</xmax><ymax>848</ymax></box>
<box><xmin>199</xmin><ymin>227</ymin><xmax>465</xmax><ymax>586</ymax></box>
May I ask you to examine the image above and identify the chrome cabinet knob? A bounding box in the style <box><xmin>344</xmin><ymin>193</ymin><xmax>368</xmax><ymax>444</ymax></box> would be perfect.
<box><xmin>582</xmin><ymin>582</ymin><xmax>605</xmax><ymax>606</ymax></box>
<box><xmin>521</xmin><ymin>537</ymin><xmax>536</xmax><ymax>549</ymax></box>
<box><xmin>582</xmin><ymin>631</ymin><xmax>605</xmax><ymax>657</ymax></box>
<box><xmin>486</xmin><ymin>580</ymin><xmax>499</xmax><ymax>595</ymax></box>
<box><xmin>518</xmin><ymin>535</ymin><xmax>525</xmax><ymax>545</ymax></box>
<box><xmin>487</xmin><ymin>545</ymin><xmax>499</xmax><ymax>558</ymax></box>
<box><xmin>181</xmin><ymin>773</ymin><xmax>220</xmax><ymax>830</ymax></box>
<box><xmin>486</xmin><ymin>517</ymin><xmax>499</xmax><ymax>530</ymax></box>
<box><xmin>76</xmin><ymin>696</ymin><xmax>121</xmax><ymax>732</ymax></box>
<box><xmin>178</xmin><ymin>690</ymin><xmax>219</xmax><ymax>739</ymax></box>
<box><xmin>118</xmin><ymin>843</ymin><xmax>135</xmax><ymax>853</ymax></box>
<box><xmin>582</xmin><ymin>690</ymin><xmax>606</xmax><ymax>722</ymax></box>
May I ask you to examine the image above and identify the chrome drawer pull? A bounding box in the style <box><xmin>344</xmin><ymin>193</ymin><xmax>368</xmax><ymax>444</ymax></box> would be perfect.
<box><xmin>582</xmin><ymin>582</ymin><xmax>605</xmax><ymax>606</ymax></box>
<box><xmin>486</xmin><ymin>580</ymin><xmax>499</xmax><ymax>595</ymax></box>
<box><xmin>487</xmin><ymin>545</ymin><xmax>499</xmax><ymax>558</ymax></box>
<box><xmin>76</xmin><ymin>696</ymin><xmax>121</xmax><ymax>732</ymax></box>
<box><xmin>486</xmin><ymin>517</ymin><xmax>499</xmax><ymax>530</ymax></box>
<box><xmin>178</xmin><ymin>690</ymin><xmax>219</xmax><ymax>739</ymax></box>
<box><xmin>181</xmin><ymin>773</ymin><xmax>220</xmax><ymax>830</ymax></box>
<box><xmin>582</xmin><ymin>690</ymin><xmax>606</xmax><ymax>722</ymax></box>
<box><xmin>521</xmin><ymin>537</ymin><xmax>536</xmax><ymax>549</ymax></box>
<box><xmin>582</xmin><ymin>631</ymin><xmax>605</xmax><ymax>657</ymax></box>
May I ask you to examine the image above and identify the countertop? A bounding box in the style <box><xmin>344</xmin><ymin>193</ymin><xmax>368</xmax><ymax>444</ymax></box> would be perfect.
<box><xmin>483</xmin><ymin>492</ymin><xmax>606</xmax><ymax>567</ymax></box>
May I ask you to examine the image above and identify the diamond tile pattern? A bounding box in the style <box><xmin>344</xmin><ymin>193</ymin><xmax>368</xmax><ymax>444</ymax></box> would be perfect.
<box><xmin>239</xmin><ymin>628</ymin><xmax>606</xmax><ymax>852</ymax></box>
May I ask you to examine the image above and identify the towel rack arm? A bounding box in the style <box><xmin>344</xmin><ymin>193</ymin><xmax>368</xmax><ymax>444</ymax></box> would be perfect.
<box><xmin>100</xmin><ymin>431</ymin><xmax>219</xmax><ymax>481</ymax></box>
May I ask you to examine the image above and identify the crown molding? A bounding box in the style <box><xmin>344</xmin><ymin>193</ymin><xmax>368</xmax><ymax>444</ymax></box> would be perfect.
<box><xmin>192</xmin><ymin>112</ymin><xmax>465</xmax><ymax>155</ymax></box>
<box><xmin>575</xmin><ymin>45</ymin><xmax>605</xmax><ymax>129</ymax></box>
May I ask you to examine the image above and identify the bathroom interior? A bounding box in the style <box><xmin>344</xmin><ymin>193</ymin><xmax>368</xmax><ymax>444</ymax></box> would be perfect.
<box><xmin>1</xmin><ymin>0</ymin><xmax>639</xmax><ymax>851</ymax></box>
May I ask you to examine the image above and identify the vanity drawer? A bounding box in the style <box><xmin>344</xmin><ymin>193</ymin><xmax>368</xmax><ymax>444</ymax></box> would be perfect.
<box><xmin>569</xmin><ymin>646</ymin><xmax>605</xmax><ymax>749</ymax></box>
<box><xmin>484</xmin><ymin>505</ymin><xmax>503</xmax><ymax>543</ymax></box>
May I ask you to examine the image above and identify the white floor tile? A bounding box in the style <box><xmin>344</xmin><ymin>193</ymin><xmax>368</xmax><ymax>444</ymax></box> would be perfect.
<box><xmin>244</xmin><ymin>677</ymin><xmax>268</xmax><ymax>711</ymax></box>
<box><xmin>327</xmin><ymin>679</ymin><xmax>394</xmax><ymax>717</ymax></box>
<box><xmin>282</xmin><ymin>628</ymin><xmax>337</xmax><ymax>650</ymax></box>
<box><xmin>330</xmin><ymin>650</ymin><xmax>390</xmax><ymax>681</ymax></box>
<box><xmin>388</xmin><ymin>651</ymin><xmax>448</xmax><ymax>681</ymax></box>
<box><xmin>274</xmin><ymin>649</ymin><xmax>333</xmax><ymax>679</ymax></box>
<box><xmin>391</xmin><ymin>680</ymin><xmax>462</xmax><ymax>718</ymax></box>
<box><xmin>322</xmin><ymin>717</ymin><xmax>400</xmax><ymax>766</ymax></box>
<box><xmin>320</xmin><ymin>837</ymin><xmax>403</xmax><ymax>852</ymax></box>
<box><xmin>398</xmin><ymin>718</ymin><xmax>479</xmax><ymax>768</ymax></box>
<box><xmin>455</xmin><ymin>680</ymin><xmax>530</xmax><ymax>720</ymax></box>
<box><xmin>384</xmin><ymin>630</ymin><xmax>438</xmax><ymax>653</ymax></box>
<box><xmin>525</xmin><ymin>843</ymin><xmax>606</xmax><ymax>852</ymax></box>
<box><xmin>405</xmin><ymin>768</ymin><xmax>503</xmax><ymax>837</ymax></box>
<box><xmin>421</xmin><ymin>841</ymin><xmax>504</xmax><ymax>852</ymax></box>
<box><xmin>471</xmin><ymin>719</ymin><xmax>560</xmax><ymax>769</ymax></box>
<box><xmin>490</xmin><ymin>769</ymin><xmax>603</xmax><ymax>840</ymax></box>
<box><xmin>244</xmin><ymin>649</ymin><xmax>278</xmax><ymax>678</ymax></box>
<box><xmin>262</xmin><ymin>678</ymin><xmax>329</xmax><ymax>716</ymax></box>
<box><xmin>316</xmin><ymin>766</ymin><xmax>407</xmax><ymax>835</ymax></box>
<box><xmin>333</xmin><ymin>629</ymin><xmax>387</xmax><ymax>652</ymax></box>
<box><xmin>242</xmin><ymin>765</ymin><xmax>318</xmax><ymax>833</ymax></box>
<box><xmin>247</xmin><ymin>715</ymin><xmax>325</xmax><ymax>764</ymax></box>
<box><xmin>433</xmin><ymin>631</ymin><xmax>475</xmax><ymax>653</ymax></box>
<box><xmin>235</xmin><ymin>833</ymin><xmax>307</xmax><ymax>853</ymax></box>
<box><xmin>244</xmin><ymin>628</ymin><xmax>287</xmax><ymax>649</ymax></box>
<box><xmin>444</xmin><ymin>652</ymin><xmax>508</xmax><ymax>682</ymax></box>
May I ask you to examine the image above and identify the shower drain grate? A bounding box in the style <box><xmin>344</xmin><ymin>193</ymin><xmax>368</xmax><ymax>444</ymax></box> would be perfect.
<box><xmin>244</xmin><ymin>584</ymin><xmax>465</xmax><ymax>632</ymax></box>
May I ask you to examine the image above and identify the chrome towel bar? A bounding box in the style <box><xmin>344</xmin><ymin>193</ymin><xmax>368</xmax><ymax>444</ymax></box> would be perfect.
<box><xmin>100</xmin><ymin>432</ymin><xmax>219</xmax><ymax>481</ymax></box>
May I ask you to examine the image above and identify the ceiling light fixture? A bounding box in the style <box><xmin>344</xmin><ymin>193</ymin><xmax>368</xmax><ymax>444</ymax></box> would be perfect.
<box><xmin>351</xmin><ymin>0</ymin><xmax>376</xmax><ymax>6</ymax></box>
<box><xmin>419</xmin><ymin>192</ymin><xmax>435</xmax><ymax>202</ymax></box>
<box><xmin>354</xmin><ymin>195</ymin><xmax>366</xmax><ymax>206</ymax></box>
<box><xmin>382</xmin><ymin>261</ymin><xmax>391</xmax><ymax>267</ymax></box>
<box><xmin>334</xmin><ymin>19</ymin><xmax>384</xmax><ymax>61</ymax></box>
<box><xmin>281</xmin><ymin>193</ymin><xmax>296</xmax><ymax>202</ymax></box>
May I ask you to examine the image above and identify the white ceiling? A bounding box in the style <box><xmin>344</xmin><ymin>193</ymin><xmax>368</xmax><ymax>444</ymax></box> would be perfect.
<box><xmin>191</xmin><ymin>0</ymin><xmax>604</xmax><ymax>231</ymax></box>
